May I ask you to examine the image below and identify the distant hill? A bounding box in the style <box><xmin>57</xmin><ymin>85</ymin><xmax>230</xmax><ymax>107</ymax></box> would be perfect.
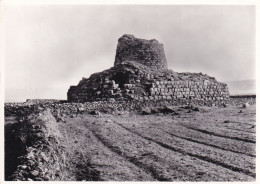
<box><xmin>225</xmin><ymin>79</ymin><xmax>256</xmax><ymax>95</ymax></box>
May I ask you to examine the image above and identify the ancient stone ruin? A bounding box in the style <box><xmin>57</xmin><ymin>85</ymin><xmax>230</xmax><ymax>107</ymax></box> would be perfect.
<box><xmin>114</xmin><ymin>34</ymin><xmax>168</xmax><ymax>70</ymax></box>
<box><xmin>67</xmin><ymin>34</ymin><xmax>229</xmax><ymax>106</ymax></box>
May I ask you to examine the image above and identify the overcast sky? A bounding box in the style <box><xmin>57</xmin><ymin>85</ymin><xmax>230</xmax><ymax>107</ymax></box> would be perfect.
<box><xmin>4</xmin><ymin>5</ymin><xmax>255</xmax><ymax>102</ymax></box>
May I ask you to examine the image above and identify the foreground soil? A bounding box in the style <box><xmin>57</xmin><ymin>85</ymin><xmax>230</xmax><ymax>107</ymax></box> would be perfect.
<box><xmin>58</xmin><ymin>105</ymin><xmax>255</xmax><ymax>181</ymax></box>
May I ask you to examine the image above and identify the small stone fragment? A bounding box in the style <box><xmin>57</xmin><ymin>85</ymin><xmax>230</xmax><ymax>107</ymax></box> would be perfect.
<box><xmin>242</xmin><ymin>102</ymin><xmax>250</xmax><ymax>108</ymax></box>
<box><xmin>30</xmin><ymin>170</ymin><xmax>39</xmax><ymax>176</ymax></box>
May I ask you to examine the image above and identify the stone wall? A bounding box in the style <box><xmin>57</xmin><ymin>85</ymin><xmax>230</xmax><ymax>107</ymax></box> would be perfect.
<box><xmin>25</xmin><ymin>99</ymin><xmax>61</xmax><ymax>105</ymax></box>
<box><xmin>67</xmin><ymin>61</ymin><xmax>229</xmax><ymax>106</ymax></box>
<box><xmin>67</xmin><ymin>34</ymin><xmax>230</xmax><ymax>106</ymax></box>
<box><xmin>4</xmin><ymin>94</ymin><xmax>255</xmax><ymax>121</ymax></box>
<box><xmin>68</xmin><ymin>79</ymin><xmax>229</xmax><ymax>106</ymax></box>
<box><xmin>114</xmin><ymin>34</ymin><xmax>168</xmax><ymax>70</ymax></box>
<box><xmin>140</xmin><ymin>80</ymin><xmax>229</xmax><ymax>102</ymax></box>
<box><xmin>229</xmin><ymin>95</ymin><xmax>256</xmax><ymax>106</ymax></box>
<box><xmin>6</xmin><ymin>109</ymin><xmax>68</xmax><ymax>181</ymax></box>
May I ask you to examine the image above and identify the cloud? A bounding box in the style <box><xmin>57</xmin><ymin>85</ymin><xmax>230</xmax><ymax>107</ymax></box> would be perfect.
<box><xmin>4</xmin><ymin>5</ymin><xmax>255</xmax><ymax>102</ymax></box>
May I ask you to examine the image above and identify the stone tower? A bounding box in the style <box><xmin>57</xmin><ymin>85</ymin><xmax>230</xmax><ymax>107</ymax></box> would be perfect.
<box><xmin>114</xmin><ymin>34</ymin><xmax>168</xmax><ymax>70</ymax></box>
<box><xmin>67</xmin><ymin>34</ymin><xmax>229</xmax><ymax>106</ymax></box>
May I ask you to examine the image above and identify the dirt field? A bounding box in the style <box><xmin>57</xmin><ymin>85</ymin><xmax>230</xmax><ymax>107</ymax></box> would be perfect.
<box><xmin>57</xmin><ymin>104</ymin><xmax>255</xmax><ymax>181</ymax></box>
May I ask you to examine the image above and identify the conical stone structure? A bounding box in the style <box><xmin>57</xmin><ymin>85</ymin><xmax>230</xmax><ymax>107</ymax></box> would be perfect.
<box><xmin>67</xmin><ymin>34</ymin><xmax>230</xmax><ymax>106</ymax></box>
<box><xmin>114</xmin><ymin>34</ymin><xmax>167</xmax><ymax>70</ymax></box>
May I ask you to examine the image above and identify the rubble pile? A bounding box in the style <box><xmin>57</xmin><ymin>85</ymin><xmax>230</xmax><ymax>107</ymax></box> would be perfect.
<box><xmin>229</xmin><ymin>95</ymin><xmax>256</xmax><ymax>106</ymax></box>
<box><xmin>7</xmin><ymin>109</ymin><xmax>70</xmax><ymax>181</ymax></box>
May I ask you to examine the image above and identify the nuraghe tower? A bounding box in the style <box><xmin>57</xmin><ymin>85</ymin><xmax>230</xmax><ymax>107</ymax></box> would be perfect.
<box><xmin>68</xmin><ymin>34</ymin><xmax>229</xmax><ymax>106</ymax></box>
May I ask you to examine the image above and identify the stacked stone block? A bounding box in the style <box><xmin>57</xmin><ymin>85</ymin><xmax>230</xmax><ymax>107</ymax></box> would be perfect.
<box><xmin>68</xmin><ymin>73</ymin><xmax>229</xmax><ymax>106</ymax></box>
<box><xmin>126</xmin><ymin>78</ymin><xmax>229</xmax><ymax>106</ymax></box>
<box><xmin>114</xmin><ymin>34</ymin><xmax>167</xmax><ymax>70</ymax></box>
<box><xmin>67</xmin><ymin>34</ymin><xmax>230</xmax><ymax>106</ymax></box>
<box><xmin>68</xmin><ymin>79</ymin><xmax>122</xmax><ymax>102</ymax></box>
<box><xmin>146</xmin><ymin>80</ymin><xmax>229</xmax><ymax>101</ymax></box>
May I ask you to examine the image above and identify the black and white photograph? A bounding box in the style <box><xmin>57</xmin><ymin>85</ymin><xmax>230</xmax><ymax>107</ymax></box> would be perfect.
<box><xmin>1</xmin><ymin>1</ymin><xmax>257</xmax><ymax>182</ymax></box>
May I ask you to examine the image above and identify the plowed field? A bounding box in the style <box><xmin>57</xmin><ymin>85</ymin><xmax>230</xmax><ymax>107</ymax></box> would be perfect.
<box><xmin>59</xmin><ymin>105</ymin><xmax>255</xmax><ymax>181</ymax></box>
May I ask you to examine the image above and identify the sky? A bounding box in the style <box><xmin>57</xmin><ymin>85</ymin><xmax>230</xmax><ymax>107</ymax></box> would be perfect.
<box><xmin>3</xmin><ymin>4</ymin><xmax>256</xmax><ymax>102</ymax></box>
